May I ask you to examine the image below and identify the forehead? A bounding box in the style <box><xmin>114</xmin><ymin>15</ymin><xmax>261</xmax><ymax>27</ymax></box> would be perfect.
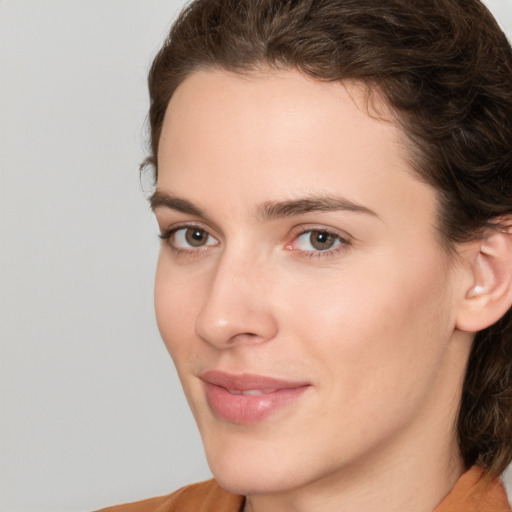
<box><xmin>161</xmin><ymin>69</ymin><xmax>402</xmax><ymax>161</ymax></box>
<box><xmin>157</xmin><ymin>69</ymin><xmax>437</xmax><ymax>233</ymax></box>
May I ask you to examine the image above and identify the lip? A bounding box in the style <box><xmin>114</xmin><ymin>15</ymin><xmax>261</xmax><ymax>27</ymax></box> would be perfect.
<box><xmin>201</xmin><ymin>370</ymin><xmax>311</xmax><ymax>425</ymax></box>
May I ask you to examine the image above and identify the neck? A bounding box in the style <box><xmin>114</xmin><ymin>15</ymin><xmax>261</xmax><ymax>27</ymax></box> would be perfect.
<box><xmin>244</xmin><ymin>441</ymin><xmax>464</xmax><ymax>512</ymax></box>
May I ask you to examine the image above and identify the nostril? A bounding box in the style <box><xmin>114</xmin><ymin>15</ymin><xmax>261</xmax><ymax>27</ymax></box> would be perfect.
<box><xmin>228</xmin><ymin>332</ymin><xmax>261</xmax><ymax>344</ymax></box>
<box><xmin>195</xmin><ymin>307</ymin><xmax>278</xmax><ymax>348</ymax></box>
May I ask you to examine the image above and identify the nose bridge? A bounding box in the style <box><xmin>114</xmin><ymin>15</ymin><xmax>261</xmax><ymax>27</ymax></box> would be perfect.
<box><xmin>195</xmin><ymin>245</ymin><xmax>277</xmax><ymax>348</ymax></box>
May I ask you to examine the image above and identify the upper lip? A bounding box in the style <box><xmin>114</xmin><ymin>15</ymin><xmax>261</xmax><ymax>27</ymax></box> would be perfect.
<box><xmin>201</xmin><ymin>370</ymin><xmax>310</xmax><ymax>392</ymax></box>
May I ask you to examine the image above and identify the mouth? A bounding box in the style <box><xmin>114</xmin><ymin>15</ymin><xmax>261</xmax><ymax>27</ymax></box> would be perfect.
<box><xmin>200</xmin><ymin>370</ymin><xmax>311</xmax><ymax>425</ymax></box>
<box><xmin>224</xmin><ymin>389</ymin><xmax>279</xmax><ymax>396</ymax></box>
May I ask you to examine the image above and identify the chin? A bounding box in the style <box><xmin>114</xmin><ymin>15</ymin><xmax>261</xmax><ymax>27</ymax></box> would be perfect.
<box><xmin>202</xmin><ymin>430</ymin><xmax>329</xmax><ymax>498</ymax></box>
<box><xmin>211</xmin><ymin>462</ymin><xmax>304</xmax><ymax>497</ymax></box>
<box><xmin>200</xmin><ymin>433</ymin><xmax>294</xmax><ymax>495</ymax></box>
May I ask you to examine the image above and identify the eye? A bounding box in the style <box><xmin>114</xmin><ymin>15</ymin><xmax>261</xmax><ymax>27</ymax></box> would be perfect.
<box><xmin>161</xmin><ymin>226</ymin><xmax>218</xmax><ymax>250</ymax></box>
<box><xmin>289</xmin><ymin>229</ymin><xmax>348</xmax><ymax>253</ymax></box>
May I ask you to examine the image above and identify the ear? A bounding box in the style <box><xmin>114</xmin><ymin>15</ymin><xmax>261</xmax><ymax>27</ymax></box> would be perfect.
<box><xmin>456</xmin><ymin>223</ymin><xmax>512</xmax><ymax>333</ymax></box>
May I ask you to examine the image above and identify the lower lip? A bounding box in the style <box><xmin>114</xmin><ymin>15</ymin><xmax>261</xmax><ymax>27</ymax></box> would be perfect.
<box><xmin>204</xmin><ymin>383</ymin><xmax>309</xmax><ymax>425</ymax></box>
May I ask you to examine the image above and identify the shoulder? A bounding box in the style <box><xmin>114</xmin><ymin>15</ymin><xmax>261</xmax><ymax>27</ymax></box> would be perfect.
<box><xmin>96</xmin><ymin>479</ymin><xmax>244</xmax><ymax>512</ymax></box>
<box><xmin>434</xmin><ymin>466</ymin><xmax>511</xmax><ymax>512</ymax></box>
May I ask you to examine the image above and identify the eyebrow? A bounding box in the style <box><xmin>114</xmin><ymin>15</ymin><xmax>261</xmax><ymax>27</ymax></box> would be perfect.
<box><xmin>150</xmin><ymin>191</ymin><xmax>205</xmax><ymax>217</ymax></box>
<box><xmin>150</xmin><ymin>190</ymin><xmax>379</xmax><ymax>221</ymax></box>
<box><xmin>257</xmin><ymin>195</ymin><xmax>379</xmax><ymax>221</ymax></box>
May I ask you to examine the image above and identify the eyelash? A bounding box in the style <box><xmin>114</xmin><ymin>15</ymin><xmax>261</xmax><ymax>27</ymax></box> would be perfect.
<box><xmin>159</xmin><ymin>223</ymin><xmax>218</xmax><ymax>256</ymax></box>
<box><xmin>287</xmin><ymin>226</ymin><xmax>351</xmax><ymax>259</ymax></box>
<box><xmin>158</xmin><ymin>224</ymin><xmax>351</xmax><ymax>259</ymax></box>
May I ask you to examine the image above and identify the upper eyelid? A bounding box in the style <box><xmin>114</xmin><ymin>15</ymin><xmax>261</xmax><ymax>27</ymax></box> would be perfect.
<box><xmin>159</xmin><ymin>221</ymin><xmax>219</xmax><ymax>238</ymax></box>
<box><xmin>291</xmin><ymin>224</ymin><xmax>352</xmax><ymax>242</ymax></box>
<box><xmin>161</xmin><ymin>224</ymin><xmax>350</xmax><ymax>240</ymax></box>
<box><xmin>285</xmin><ymin>225</ymin><xmax>353</xmax><ymax>255</ymax></box>
<box><xmin>159</xmin><ymin>225</ymin><xmax>220</xmax><ymax>253</ymax></box>
<box><xmin>153</xmin><ymin>205</ymin><xmax>224</xmax><ymax>237</ymax></box>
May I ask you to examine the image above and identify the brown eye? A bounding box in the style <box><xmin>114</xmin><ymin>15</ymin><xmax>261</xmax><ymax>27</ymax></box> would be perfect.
<box><xmin>185</xmin><ymin>228</ymin><xmax>209</xmax><ymax>247</ymax></box>
<box><xmin>168</xmin><ymin>226</ymin><xmax>218</xmax><ymax>250</ymax></box>
<box><xmin>290</xmin><ymin>229</ymin><xmax>346</xmax><ymax>254</ymax></box>
<box><xmin>309</xmin><ymin>230</ymin><xmax>337</xmax><ymax>251</ymax></box>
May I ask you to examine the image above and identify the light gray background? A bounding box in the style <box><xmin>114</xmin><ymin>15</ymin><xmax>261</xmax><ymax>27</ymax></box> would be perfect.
<box><xmin>1</xmin><ymin>1</ymin><xmax>511</xmax><ymax>511</ymax></box>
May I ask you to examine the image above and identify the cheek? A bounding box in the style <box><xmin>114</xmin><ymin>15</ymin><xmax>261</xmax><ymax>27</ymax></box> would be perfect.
<box><xmin>280</xmin><ymin>250</ymin><xmax>454</xmax><ymax>388</ymax></box>
<box><xmin>154</xmin><ymin>257</ymin><xmax>200</xmax><ymax>359</ymax></box>
<box><xmin>278</xmin><ymin>262</ymin><xmax>455</xmax><ymax>455</ymax></box>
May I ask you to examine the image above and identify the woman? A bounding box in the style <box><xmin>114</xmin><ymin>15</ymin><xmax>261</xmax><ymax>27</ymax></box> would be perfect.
<box><xmin>99</xmin><ymin>0</ymin><xmax>512</xmax><ymax>510</ymax></box>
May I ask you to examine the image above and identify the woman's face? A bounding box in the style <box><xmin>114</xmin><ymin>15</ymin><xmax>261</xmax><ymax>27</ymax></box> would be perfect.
<box><xmin>153</xmin><ymin>70</ymin><xmax>470</xmax><ymax>496</ymax></box>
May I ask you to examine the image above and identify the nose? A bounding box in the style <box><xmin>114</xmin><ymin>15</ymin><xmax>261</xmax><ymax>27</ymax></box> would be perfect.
<box><xmin>195</xmin><ymin>253</ymin><xmax>279</xmax><ymax>349</ymax></box>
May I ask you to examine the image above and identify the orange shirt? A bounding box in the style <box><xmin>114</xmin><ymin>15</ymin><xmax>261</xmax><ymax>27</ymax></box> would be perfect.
<box><xmin>97</xmin><ymin>466</ymin><xmax>511</xmax><ymax>512</ymax></box>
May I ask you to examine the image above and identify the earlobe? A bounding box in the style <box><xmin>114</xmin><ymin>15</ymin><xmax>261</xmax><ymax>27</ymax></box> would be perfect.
<box><xmin>456</xmin><ymin>224</ymin><xmax>512</xmax><ymax>333</ymax></box>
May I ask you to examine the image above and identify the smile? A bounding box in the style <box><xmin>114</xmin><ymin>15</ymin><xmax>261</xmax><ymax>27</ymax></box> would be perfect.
<box><xmin>201</xmin><ymin>370</ymin><xmax>311</xmax><ymax>425</ymax></box>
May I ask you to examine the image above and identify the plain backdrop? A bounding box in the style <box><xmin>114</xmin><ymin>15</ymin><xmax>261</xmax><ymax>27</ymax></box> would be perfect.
<box><xmin>1</xmin><ymin>1</ymin><xmax>511</xmax><ymax>511</ymax></box>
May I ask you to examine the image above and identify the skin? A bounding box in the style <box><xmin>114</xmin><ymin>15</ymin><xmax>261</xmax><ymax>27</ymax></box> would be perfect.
<box><xmin>152</xmin><ymin>69</ymin><xmax>475</xmax><ymax>512</ymax></box>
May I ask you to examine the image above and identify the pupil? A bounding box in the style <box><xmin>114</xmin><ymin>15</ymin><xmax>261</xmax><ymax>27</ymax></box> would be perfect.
<box><xmin>310</xmin><ymin>231</ymin><xmax>334</xmax><ymax>250</ymax></box>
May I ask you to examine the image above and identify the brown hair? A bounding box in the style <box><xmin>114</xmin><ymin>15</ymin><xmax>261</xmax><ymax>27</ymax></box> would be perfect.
<box><xmin>145</xmin><ymin>0</ymin><xmax>512</xmax><ymax>477</ymax></box>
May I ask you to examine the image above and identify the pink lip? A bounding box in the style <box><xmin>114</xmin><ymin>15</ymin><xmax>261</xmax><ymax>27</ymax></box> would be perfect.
<box><xmin>201</xmin><ymin>370</ymin><xmax>310</xmax><ymax>425</ymax></box>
